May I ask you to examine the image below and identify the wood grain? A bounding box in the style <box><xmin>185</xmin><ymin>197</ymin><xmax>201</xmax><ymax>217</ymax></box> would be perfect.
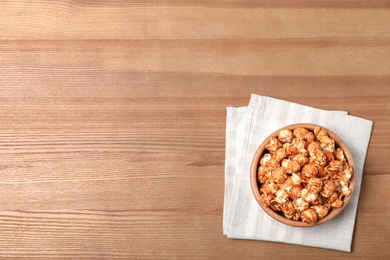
<box><xmin>0</xmin><ymin>0</ymin><xmax>389</xmax><ymax>259</ymax></box>
<box><xmin>0</xmin><ymin>1</ymin><xmax>389</xmax><ymax>39</ymax></box>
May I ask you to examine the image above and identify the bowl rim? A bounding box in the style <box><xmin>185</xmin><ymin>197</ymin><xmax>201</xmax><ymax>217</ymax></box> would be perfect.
<box><xmin>250</xmin><ymin>123</ymin><xmax>356</xmax><ymax>227</ymax></box>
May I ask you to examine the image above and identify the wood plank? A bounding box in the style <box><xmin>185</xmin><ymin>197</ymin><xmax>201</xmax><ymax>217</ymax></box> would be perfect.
<box><xmin>0</xmin><ymin>39</ymin><xmax>389</xmax><ymax>76</ymax></box>
<box><xmin>0</xmin><ymin>3</ymin><xmax>388</xmax><ymax>39</ymax></box>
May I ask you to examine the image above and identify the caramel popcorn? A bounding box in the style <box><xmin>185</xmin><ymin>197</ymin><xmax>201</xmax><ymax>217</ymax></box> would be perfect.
<box><xmin>293</xmin><ymin>127</ymin><xmax>308</xmax><ymax>140</ymax></box>
<box><xmin>320</xmin><ymin>180</ymin><xmax>336</xmax><ymax>198</ymax></box>
<box><xmin>286</xmin><ymin>160</ymin><xmax>301</xmax><ymax>174</ymax></box>
<box><xmin>288</xmin><ymin>185</ymin><xmax>303</xmax><ymax>200</ymax></box>
<box><xmin>281</xmin><ymin>200</ymin><xmax>295</xmax><ymax>215</ymax></box>
<box><xmin>292</xmin><ymin>153</ymin><xmax>309</xmax><ymax>167</ymax></box>
<box><xmin>283</xmin><ymin>143</ymin><xmax>299</xmax><ymax>156</ymax></box>
<box><xmin>307</xmin><ymin>178</ymin><xmax>322</xmax><ymax>194</ymax></box>
<box><xmin>291</xmin><ymin>173</ymin><xmax>302</xmax><ymax>185</ymax></box>
<box><xmin>304</xmin><ymin>131</ymin><xmax>315</xmax><ymax>143</ymax></box>
<box><xmin>311</xmin><ymin>205</ymin><xmax>329</xmax><ymax>219</ymax></box>
<box><xmin>285</xmin><ymin>211</ymin><xmax>301</xmax><ymax>221</ymax></box>
<box><xmin>302</xmin><ymin>163</ymin><xmax>318</xmax><ymax>179</ymax></box>
<box><xmin>275</xmin><ymin>189</ymin><xmax>289</xmax><ymax>204</ymax></box>
<box><xmin>293</xmin><ymin>198</ymin><xmax>309</xmax><ymax>212</ymax></box>
<box><xmin>265</xmin><ymin>137</ymin><xmax>282</xmax><ymax>153</ymax></box>
<box><xmin>301</xmin><ymin>208</ymin><xmax>318</xmax><ymax>224</ymax></box>
<box><xmin>334</xmin><ymin>148</ymin><xmax>345</xmax><ymax>161</ymax></box>
<box><xmin>260</xmin><ymin>180</ymin><xmax>279</xmax><ymax>195</ymax></box>
<box><xmin>272</xmin><ymin>167</ymin><xmax>287</xmax><ymax>183</ymax></box>
<box><xmin>278</xmin><ymin>129</ymin><xmax>293</xmax><ymax>143</ymax></box>
<box><xmin>257</xmin><ymin>126</ymin><xmax>353</xmax><ymax>224</ymax></box>
<box><xmin>274</xmin><ymin>148</ymin><xmax>287</xmax><ymax>162</ymax></box>
<box><xmin>260</xmin><ymin>153</ymin><xmax>272</xmax><ymax>167</ymax></box>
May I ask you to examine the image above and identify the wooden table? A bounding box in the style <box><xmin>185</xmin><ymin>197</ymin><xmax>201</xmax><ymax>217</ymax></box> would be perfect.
<box><xmin>0</xmin><ymin>1</ymin><xmax>389</xmax><ymax>259</ymax></box>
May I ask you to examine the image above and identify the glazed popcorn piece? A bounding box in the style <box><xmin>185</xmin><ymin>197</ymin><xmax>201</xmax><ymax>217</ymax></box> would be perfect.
<box><xmin>292</xmin><ymin>153</ymin><xmax>309</xmax><ymax>167</ymax></box>
<box><xmin>260</xmin><ymin>153</ymin><xmax>272</xmax><ymax>167</ymax></box>
<box><xmin>257</xmin><ymin>166</ymin><xmax>272</xmax><ymax>184</ymax></box>
<box><xmin>291</xmin><ymin>173</ymin><xmax>303</xmax><ymax>186</ymax></box>
<box><xmin>281</xmin><ymin>200</ymin><xmax>295</xmax><ymax>215</ymax></box>
<box><xmin>260</xmin><ymin>180</ymin><xmax>279</xmax><ymax>195</ymax></box>
<box><xmin>265</xmin><ymin>137</ymin><xmax>282</xmax><ymax>153</ymax></box>
<box><xmin>275</xmin><ymin>189</ymin><xmax>289</xmax><ymax>204</ymax></box>
<box><xmin>311</xmin><ymin>205</ymin><xmax>329</xmax><ymax>219</ymax></box>
<box><xmin>292</xmin><ymin>138</ymin><xmax>307</xmax><ymax>155</ymax></box>
<box><xmin>285</xmin><ymin>160</ymin><xmax>301</xmax><ymax>174</ymax></box>
<box><xmin>293</xmin><ymin>127</ymin><xmax>308</xmax><ymax>140</ymax></box>
<box><xmin>334</xmin><ymin>148</ymin><xmax>345</xmax><ymax>161</ymax></box>
<box><xmin>257</xmin><ymin>126</ymin><xmax>354</xmax><ymax>224</ymax></box>
<box><xmin>320</xmin><ymin>180</ymin><xmax>336</xmax><ymax>198</ymax></box>
<box><xmin>259</xmin><ymin>193</ymin><xmax>275</xmax><ymax>207</ymax></box>
<box><xmin>293</xmin><ymin>198</ymin><xmax>309</xmax><ymax>212</ymax></box>
<box><xmin>301</xmin><ymin>189</ymin><xmax>318</xmax><ymax>204</ymax></box>
<box><xmin>272</xmin><ymin>167</ymin><xmax>287</xmax><ymax>184</ymax></box>
<box><xmin>307</xmin><ymin>178</ymin><xmax>322</xmax><ymax>194</ymax></box>
<box><xmin>301</xmin><ymin>208</ymin><xmax>318</xmax><ymax>224</ymax></box>
<box><xmin>288</xmin><ymin>185</ymin><xmax>303</xmax><ymax>200</ymax></box>
<box><xmin>278</xmin><ymin>129</ymin><xmax>293</xmax><ymax>143</ymax></box>
<box><xmin>302</xmin><ymin>163</ymin><xmax>318</xmax><ymax>179</ymax></box>
<box><xmin>283</xmin><ymin>143</ymin><xmax>299</xmax><ymax>156</ymax></box>
<box><xmin>274</xmin><ymin>148</ymin><xmax>287</xmax><ymax>162</ymax></box>
<box><xmin>285</xmin><ymin>211</ymin><xmax>301</xmax><ymax>221</ymax></box>
<box><xmin>304</xmin><ymin>131</ymin><xmax>315</xmax><ymax>143</ymax></box>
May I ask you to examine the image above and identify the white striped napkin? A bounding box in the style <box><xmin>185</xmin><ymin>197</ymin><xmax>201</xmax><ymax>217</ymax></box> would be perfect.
<box><xmin>223</xmin><ymin>94</ymin><xmax>373</xmax><ymax>252</ymax></box>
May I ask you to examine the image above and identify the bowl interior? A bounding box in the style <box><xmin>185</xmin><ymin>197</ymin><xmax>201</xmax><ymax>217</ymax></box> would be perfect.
<box><xmin>250</xmin><ymin>123</ymin><xmax>355</xmax><ymax>227</ymax></box>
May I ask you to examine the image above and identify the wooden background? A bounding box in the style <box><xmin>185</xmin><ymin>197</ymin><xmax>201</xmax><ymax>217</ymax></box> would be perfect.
<box><xmin>0</xmin><ymin>1</ymin><xmax>389</xmax><ymax>259</ymax></box>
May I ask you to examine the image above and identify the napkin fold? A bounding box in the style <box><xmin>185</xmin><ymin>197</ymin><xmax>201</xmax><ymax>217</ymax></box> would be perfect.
<box><xmin>223</xmin><ymin>94</ymin><xmax>373</xmax><ymax>252</ymax></box>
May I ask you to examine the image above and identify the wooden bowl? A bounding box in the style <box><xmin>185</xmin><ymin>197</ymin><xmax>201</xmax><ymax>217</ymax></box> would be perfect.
<box><xmin>250</xmin><ymin>123</ymin><xmax>355</xmax><ymax>227</ymax></box>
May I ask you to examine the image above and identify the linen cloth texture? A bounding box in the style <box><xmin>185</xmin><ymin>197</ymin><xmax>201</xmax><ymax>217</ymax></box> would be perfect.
<box><xmin>224</xmin><ymin>94</ymin><xmax>373</xmax><ymax>252</ymax></box>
